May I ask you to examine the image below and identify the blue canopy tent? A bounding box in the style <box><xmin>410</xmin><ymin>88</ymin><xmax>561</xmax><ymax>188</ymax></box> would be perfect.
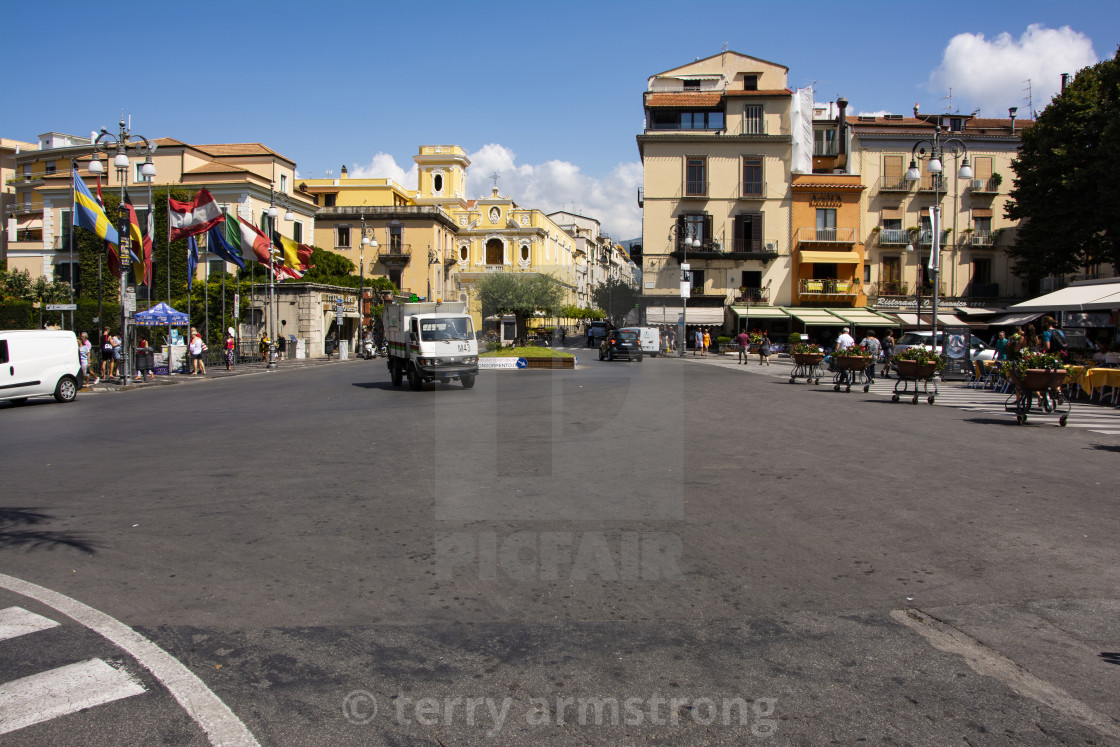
<box><xmin>134</xmin><ymin>302</ymin><xmax>190</xmax><ymax>375</ymax></box>
<box><xmin>134</xmin><ymin>302</ymin><xmax>189</xmax><ymax>326</ymax></box>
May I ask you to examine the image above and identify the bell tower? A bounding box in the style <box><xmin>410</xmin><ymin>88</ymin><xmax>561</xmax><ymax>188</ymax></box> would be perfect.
<box><xmin>414</xmin><ymin>145</ymin><xmax>470</xmax><ymax>207</ymax></box>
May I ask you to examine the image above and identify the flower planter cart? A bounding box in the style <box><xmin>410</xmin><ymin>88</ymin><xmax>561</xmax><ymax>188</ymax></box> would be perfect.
<box><xmin>1005</xmin><ymin>367</ymin><xmax>1070</xmax><ymax>426</ymax></box>
<box><xmin>890</xmin><ymin>359</ymin><xmax>939</xmax><ymax>405</ymax></box>
<box><xmin>832</xmin><ymin>355</ymin><xmax>872</xmax><ymax>393</ymax></box>
<box><xmin>789</xmin><ymin>352</ymin><xmax>824</xmax><ymax>385</ymax></box>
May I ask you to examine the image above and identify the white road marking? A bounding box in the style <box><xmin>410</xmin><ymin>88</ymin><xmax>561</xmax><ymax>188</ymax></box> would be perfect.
<box><xmin>0</xmin><ymin>658</ymin><xmax>145</xmax><ymax>735</ymax></box>
<box><xmin>0</xmin><ymin>607</ymin><xmax>59</xmax><ymax>642</ymax></box>
<box><xmin>0</xmin><ymin>573</ymin><xmax>259</xmax><ymax>746</ymax></box>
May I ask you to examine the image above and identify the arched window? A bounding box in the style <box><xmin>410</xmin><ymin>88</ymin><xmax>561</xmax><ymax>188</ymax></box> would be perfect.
<box><xmin>520</xmin><ymin>244</ymin><xmax>530</xmax><ymax>262</ymax></box>
<box><xmin>485</xmin><ymin>238</ymin><xmax>503</xmax><ymax>265</ymax></box>
<box><xmin>433</xmin><ymin>174</ymin><xmax>443</xmax><ymax>192</ymax></box>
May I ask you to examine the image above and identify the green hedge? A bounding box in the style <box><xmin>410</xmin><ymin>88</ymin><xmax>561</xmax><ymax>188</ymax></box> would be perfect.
<box><xmin>0</xmin><ymin>300</ymin><xmax>34</xmax><ymax>329</ymax></box>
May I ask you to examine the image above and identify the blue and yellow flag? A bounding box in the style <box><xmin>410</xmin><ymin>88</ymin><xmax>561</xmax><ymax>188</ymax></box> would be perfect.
<box><xmin>72</xmin><ymin>170</ymin><xmax>119</xmax><ymax>245</ymax></box>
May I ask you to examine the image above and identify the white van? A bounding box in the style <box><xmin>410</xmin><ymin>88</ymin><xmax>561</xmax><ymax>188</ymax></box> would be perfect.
<box><xmin>625</xmin><ymin>327</ymin><xmax>662</xmax><ymax>357</ymax></box>
<box><xmin>0</xmin><ymin>330</ymin><xmax>81</xmax><ymax>404</ymax></box>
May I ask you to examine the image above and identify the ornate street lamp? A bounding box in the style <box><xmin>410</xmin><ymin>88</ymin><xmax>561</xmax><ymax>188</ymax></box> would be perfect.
<box><xmin>904</xmin><ymin>126</ymin><xmax>971</xmax><ymax>354</ymax></box>
<box><xmin>90</xmin><ymin>119</ymin><xmax>157</xmax><ymax>383</ymax></box>
<box><xmin>671</xmin><ymin>224</ymin><xmax>700</xmax><ymax>356</ymax></box>
<box><xmin>360</xmin><ymin>215</ymin><xmax>377</xmax><ymax>337</ymax></box>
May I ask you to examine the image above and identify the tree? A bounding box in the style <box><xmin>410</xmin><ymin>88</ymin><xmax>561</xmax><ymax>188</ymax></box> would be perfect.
<box><xmin>1005</xmin><ymin>48</ymin><xmax>1120</xmax><ymax>279</ymax></box>
<box><xmin>474</xmin><ymin>272</ymin><xmax>564</xmax><ymax>341</ymax></box>
<box><xmin>592</xmin><ymin>276</ymin><xmax>638</xmax><ymax>327</ymax></box>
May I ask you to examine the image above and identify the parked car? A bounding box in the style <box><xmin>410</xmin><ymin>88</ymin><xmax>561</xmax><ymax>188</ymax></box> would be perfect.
<box><xmin>587</xmin><ymin>321</ymin><xmax>610</xmax><ymax>347</ymax></box>
<box><xmin>893</xmin><ymin>330</ymin><xmax>996</xmax><ymax>361</ymax></box>
<box><xmin>599</xmin><ymin>328</ymin><xmax>643</xmax><ymax>362</ymax></box>
<box><xmin>624</xmin><ymin>326</ymin><xmax>661</xmax><ymax>357</ymax></box>
<box><xmin>0</xmin><ymin>330</ymin><xmax>81</xmax><ymax>405</ymax></box>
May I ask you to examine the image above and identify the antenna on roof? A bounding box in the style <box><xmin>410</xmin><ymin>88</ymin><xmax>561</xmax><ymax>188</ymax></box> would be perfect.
<box><xmin>941</xmin><ymin>88</ymin><xmax>952</xmax><ymax>112</ymax></box>
<box><xmin>1024</xmin><ymin>79</ymin><xmax>1035</xmax><ymax>119</ymax></box>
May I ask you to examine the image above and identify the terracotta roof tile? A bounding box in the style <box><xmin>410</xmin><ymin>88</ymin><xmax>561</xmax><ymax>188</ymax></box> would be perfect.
<box><xmin>644</xmin><ymin>92</ymin><xmax>723</xmax><ymax>107</ymax></box>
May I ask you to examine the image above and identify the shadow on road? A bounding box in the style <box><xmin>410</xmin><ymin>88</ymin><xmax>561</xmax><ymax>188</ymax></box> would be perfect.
<box><xmin>964</xmin><ymin>417</ymin><xmax>1021</xmax><ymax>427</ymax></box>
<box><xmin>1089</xmin><ymin>443</ymin><xmax>1120</xmax><ymax>453</ymax></box>
<box><xmin>0</xmin><ymin>508</ymin><xmax>98</xmax><ymax>553</ymax></box>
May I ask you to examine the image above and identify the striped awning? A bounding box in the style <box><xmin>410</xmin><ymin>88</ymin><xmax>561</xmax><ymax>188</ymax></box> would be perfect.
<box><xmin>783</xmin><ymin>308</ymin><xmax>848</xmax><ymax>326</ymax></box>
<box><xmin>730</xmin><ymin>306</ymin><xmax>789</xmax><ymax>319</ymax></box>
<box><xmin>800</xmin><ymin>250</ymin><xmax>861</xmax><ymax>264</ymax></box>
<box><xmin>831</xmin><ymin>308</ymin><xmax>900</xmax><ymax>328</ymax></box>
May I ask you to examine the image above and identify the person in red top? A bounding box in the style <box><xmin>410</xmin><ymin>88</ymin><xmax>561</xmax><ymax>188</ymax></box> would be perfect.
<box><xmin>224</xmin><ymin>327</ymin><xmax>236</xmax><ymax>371</ymax></box>
<box><xmin>735</xmin><ymin>330</ymin><xmax>751</xmax><ymax>364</ymax></box>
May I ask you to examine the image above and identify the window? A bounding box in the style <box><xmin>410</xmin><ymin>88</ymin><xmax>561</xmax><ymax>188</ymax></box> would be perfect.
<box><xmin>293</xmin><ymin>221</ymin><xmax>302</xmax><ymax>244</ymax></box>
<box><xmin>45</xmin><ymin>161</ymin><xmax>56</xmax><ymax>175</ymax></box>
<box><xmin>743</xmin><ymin>105</ymin><xmax>763</xmax><ymax>135</ymax></box>
<box><xmin>0</xmin><ymin>340</ymin><xmax>7</xmax><ymax>364</ymax></box>
<box><xmin>689</xmin><ymin>269</ymin><xmax>705</xmax><ymax>294</ymax></box>
<box><xmin>973</xmin><ymin>258</ymin><xmax>992</xmax><ymax>284</ymax></box>
<box><xmin>683</xmin><ymin>79</ymin><xmax>701</xmax><ymax>91</ymax></box>
<box><xmin>816</xmin><ymin>208</ymin><xmax>836</xmax><ymax>240</ymax></box>
<box><xmin>134</xmin><ymin>163</ymin><xmax>150</xmax><ymax>183</ymax></box>
<box><xmin>949</xmin><ymin>118</ymin><xmax>963</xmax><ymax>132</ymax></box>
<box><xmin>882</xmin><ymin>257</ymin><xmax>902</xmax><ymax>288</ymax></box>
<box><xmin>280</xmin><ymin>175</ymin><xmax>287</xmax><ymax>193</ymax></box>
<box><xmin>433</xmin><ymin>173</ymin><xmax>443</xmax><ymax>192</ymax></box>
<box><xmin>459</xmin><ymin>244</ymin><xmax>469</xmax><ymax>261</ymax></box>
<box><xmin>814</xmin><ymin>128</ymin><xmax>838</xmax><ymax>156</ymax></box>
<box><xmin>389</xmin><ymin>222</ymin><xmax>402</xmax><ymax>252</ymax></box>
<box><xmin>741</xmin><ymin>270</ymin><xmax>761</xmax><ymax>290</ymax></box>
<box><xmin>337</xmin><ymin>226</ymin><xmax>350</xmax><ymax>247</ymax></box>
<box><xmin>733</xmin><ymin>213</ymin><xmax>763</xmax><ymax>252</ymax></box>
<box><xmin>322</xmin><ymin>193</ymin><xmax>336</xmax><ymax>207</ymax></box>
<box><xmin>742</xmin><ymin>157</ymin><xmax>762</xmax><ymax>196</ymax></box>
<box><xmin>678</xmin><ymin>213</ymin><xmax>711</xmax><ymax>249</ymax></box>
<box><xmin>743</xmin><ymin>74</ymin><xmax>758</xmax><ymax>91</ymax></box>
<box><xmin>485</xmin><ymin>238</ymin><xmax>503</xmax><ymax>265</ymax></box>
<box><xmin>685</xmin><ymin>156</ymin><xmax>707</xmax><ymax>197</ymax></box>
<box><xmin>973</xmin><ymin>216</ymin><xmax>992</xmax><ymax>234</ymax></box>
<box><xmin>520</xmin><ymin>244</ymin><xmax>530</xmax><ymax>261</ymax></box>
<box><xmin>863</xmin><ymin>263</ymin><xmax>872</xmax><ymax>283</ymax></box>
<box><xmin>649</xmin><ymin>110</ymin><xmax>724</xmax><ymax>130</ymax></box>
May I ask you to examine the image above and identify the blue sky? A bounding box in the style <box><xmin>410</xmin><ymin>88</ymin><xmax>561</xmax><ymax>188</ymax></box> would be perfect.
<box><xmin>3</xmin><ymin>0</ymin><xmax>1116</xmax><ymax>239</ymax></box>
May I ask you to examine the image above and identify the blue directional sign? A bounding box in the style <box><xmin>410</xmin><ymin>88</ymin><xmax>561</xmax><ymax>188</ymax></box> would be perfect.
<box><xmin>516</xmin><ymin>357</ymin><xmax>528</xmax><ymax>369</ymax></box>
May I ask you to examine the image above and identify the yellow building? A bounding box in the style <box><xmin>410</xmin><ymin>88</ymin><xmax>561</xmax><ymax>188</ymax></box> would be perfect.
<box><xmin>301</xmin><ymin>145</ymin><xmax>584</xmax><ymax>331</ymax></box>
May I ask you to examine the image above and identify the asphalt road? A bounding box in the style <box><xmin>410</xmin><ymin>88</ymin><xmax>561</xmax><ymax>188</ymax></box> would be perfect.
<box><xmin>1</xmin><ymin>353</ymin><xmax>1118</xmax><ymax>745</ymax></box>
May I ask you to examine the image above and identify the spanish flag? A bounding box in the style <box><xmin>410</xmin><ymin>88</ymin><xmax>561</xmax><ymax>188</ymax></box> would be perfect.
<box><xmin>72</xmin><ymin>170</ymin><xmax>119</xmax><ymax>245</ymax></box>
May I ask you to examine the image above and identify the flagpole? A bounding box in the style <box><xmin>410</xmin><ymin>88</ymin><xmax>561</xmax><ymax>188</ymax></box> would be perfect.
<box><xmin>68</xmin><ymin>164</ymin><xmax>75</xmax><ymax>332</ymax></box>
<box><xmin>204</xmin><ymin>239</ymin><xmax>210</xmax><ymax>345</ymax></box>
<box><xmin>166</xmin><ymin>185</ymin><xmax>171</xmax><ymax>368</ymax></box>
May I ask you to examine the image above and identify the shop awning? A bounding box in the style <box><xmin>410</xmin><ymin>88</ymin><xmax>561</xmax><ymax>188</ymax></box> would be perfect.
<box><xmin>987</xmin><ymin>311</ymin><xmax>1044</xmax><ymax>327</ymax></box>
<box><xmin>1009</xmin><ymin>279</ymin><xmax>1120</xmax><ymax>311</ymax></box>
<box><xmin>730</xmin><ymin>306</ymin><xmax>789</xmax><ymax>319</ymax></box>
<box><xmin>646</xmin><ymin>307</ymin><xmax>683</xmax><ymax>324</ymax></box>
<box><xmin>892</xmin><ymin>313</ymin><xmax>920</xmax><ymax>328</ymax></box>
<box><xmin>891</xmin><ymin>312</ymin><xmax>985</xmax><ymax>329</ymax></box>
<box><xmin>681</xmin><ymin>308</ymin><xmax>726</xmax><ymax>325</ymax></box>
<box><xmin>783</xmin><ymin>307</ymin><xmax>848</xmax><ymax>326</ymax></box>
<box><xmin>799</xmin><ymin>250</ymin><xmax>861</xmax><ymax>264</ymax></box>
<box><xmin>831</xmin><ymin>308</ymin><xmax>900</xmax><ymax>328</ymax></box>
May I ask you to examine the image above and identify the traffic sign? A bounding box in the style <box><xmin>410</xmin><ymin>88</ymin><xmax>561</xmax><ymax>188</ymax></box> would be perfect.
<box><xmin>46</xmin><ymin>304</ymin><xmax>77</xmax><ymax>311</ymax></box>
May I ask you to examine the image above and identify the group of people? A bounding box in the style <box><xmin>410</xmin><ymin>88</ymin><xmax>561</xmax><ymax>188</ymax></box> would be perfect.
<box><xmin>987</xmin><ymin>316</ymin><xmax>1066</xmax><ymax>361</ymax></box>
<box><xmin>734</xmin><ymin>330</ymin><xmax>773</xmax><ymax>365</ymax></box>
<box><xmin>834</xmin><ymin>327</ymin><xmax>892</xmax><ymax>383</ymax></box>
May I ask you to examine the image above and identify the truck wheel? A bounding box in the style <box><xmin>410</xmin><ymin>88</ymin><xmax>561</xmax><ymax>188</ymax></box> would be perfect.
<box><xmin>407</xmin><ymin>363</ymin><xmax>423</xmax><ymax>391</ymax></box>
<box><xmin>54</xmin><ymin>375</ymin><xmax>78</xmax><ymax>403</ymax></box>
<box><xmin>390</xmin><ymin>360</ymin><xmax>403</xmax><ymax>386</ymax></box>
<box><xmin>461</xmin><ymin>374</ymin><xmax>476</xmax><ymax>389</ymax></box>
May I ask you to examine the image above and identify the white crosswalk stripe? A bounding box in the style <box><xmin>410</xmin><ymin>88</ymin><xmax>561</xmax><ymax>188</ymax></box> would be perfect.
<box><xmin>0</xmin><ymin>658</ymin><xmax>146</xmax><ymax>735</ymax></box>
<box><xmin>866</xmin><ymin>379</ymin><xmax>1120</xmax><ymax>434</ymax></box>
<box><xmin>0</xmin><ymin>607</ymin><xmax>59</xmax><ymax>642</ymax></box>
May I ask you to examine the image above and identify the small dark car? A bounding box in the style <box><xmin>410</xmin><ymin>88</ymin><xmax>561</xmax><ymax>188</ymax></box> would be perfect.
<box><xmin>599</xmin><ymin>328</ymin><xmax>643</xmax><ymax>362</ymax></box>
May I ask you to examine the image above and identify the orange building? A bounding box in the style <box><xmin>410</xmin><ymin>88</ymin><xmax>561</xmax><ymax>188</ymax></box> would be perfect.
<box><xmin>790</xmin><ymin>173</ymin><xmax>867</xmax><ymax>308</ymax></box>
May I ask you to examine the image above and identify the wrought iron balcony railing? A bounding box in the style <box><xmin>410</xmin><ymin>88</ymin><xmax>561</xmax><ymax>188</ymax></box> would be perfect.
<box><xmin>799</xmin><ymin>278</ymin><xmax>858</xmax><ymax>295</ymax></box>
<box><xmin>877</xmin><ymin>176</ymin><xmax>911</xmax><ymax>192</ymax></box>
<box><xmin>797</xmin><ymin>226</ymin><xmax>857</xmax><ymax>244</ymax></box>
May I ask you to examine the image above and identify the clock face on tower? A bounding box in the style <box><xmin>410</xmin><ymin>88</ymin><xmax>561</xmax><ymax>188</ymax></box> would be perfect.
<box><xmin>490</xmin><ymin>207</ymin><xmax>500</xmax><ymax>223</ymax></box>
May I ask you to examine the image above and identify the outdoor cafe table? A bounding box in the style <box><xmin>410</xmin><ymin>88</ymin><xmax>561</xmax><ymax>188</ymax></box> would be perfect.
<box><xmin>1069</xmin><ymin>366</ymin><xmax>1120</xmax><ymax>397</ymax></box>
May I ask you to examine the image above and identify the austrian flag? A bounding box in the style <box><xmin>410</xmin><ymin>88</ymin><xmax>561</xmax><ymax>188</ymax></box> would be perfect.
<box><xmin>168</xmin><ymin>189</ymin><xmax>223</xmax><ymax>241</ymax></box>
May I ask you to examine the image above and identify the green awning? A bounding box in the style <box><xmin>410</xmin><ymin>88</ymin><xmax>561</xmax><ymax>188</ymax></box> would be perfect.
<box><xmin>783</xmin><ymin>307</ymin><xmax>847</xmax><ymax>326</ymax></box>
<box><xmin>731</xmin><ymin>306</ymin><xmax>789</xmax><ymax>319</ymax></box>
<box><xmin>830</xmin><ymin>308</ymin><xmax>900</xmax><ymax>328</ymax></box>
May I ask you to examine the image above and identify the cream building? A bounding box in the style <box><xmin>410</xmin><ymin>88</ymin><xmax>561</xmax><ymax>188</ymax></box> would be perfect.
<box><xmin>637</xmin><ymin>51</ymin><xmax>796</xmax><ymax>333</ymax></box>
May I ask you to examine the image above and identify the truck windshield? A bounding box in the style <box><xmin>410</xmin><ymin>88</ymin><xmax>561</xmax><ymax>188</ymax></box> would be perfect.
<box><xmin>420</xmin><ymin>317</ymin><xmax>474</xmax><ymax>341</ymax></box>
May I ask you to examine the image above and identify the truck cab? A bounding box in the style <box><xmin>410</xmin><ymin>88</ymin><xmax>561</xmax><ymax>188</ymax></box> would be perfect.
<box><xmin>384</xmin><ymin>300</ymin><xmax>479</xmax><ymax>390</ymax></box>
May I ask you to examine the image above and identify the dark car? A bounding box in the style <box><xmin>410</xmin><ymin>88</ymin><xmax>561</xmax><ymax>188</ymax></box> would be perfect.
<box><xmin>599</xmin><ymin>328</ymin><xmax>643</xmax><ymax>362</ymax></box>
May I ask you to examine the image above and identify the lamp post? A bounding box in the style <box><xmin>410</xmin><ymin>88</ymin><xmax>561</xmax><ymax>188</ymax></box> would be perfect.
<box><xmin>360</xmin><ymin>215</ymin><xmax>376</xmax><ymax>338</ymax></box>
<box><xmin>904</xmin><ymin>125</ymin><xmax>971</xmax><ymax>353</ymax></box>
<box><xmin>266</xmin><ymin>184</ymin><xmax>279</xmax><ymax>369</ymax></box>
<box><xmin>427</xmin><ymin>243</ymin><xmax>439</xmax><ymax>302</ymax></box>
<box><xmin>89</xmin><ymin>119</ymin><xmax>157</xmax><ymax>383</ymax></box>
<box><xmin>674</xmin><ymin>224</ymin><xmax>700</xmax><ymax>356</ymax></box>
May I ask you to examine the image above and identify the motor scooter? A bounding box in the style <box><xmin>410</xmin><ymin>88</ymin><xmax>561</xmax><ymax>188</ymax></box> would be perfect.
<box><xmin>363</xmin><ymin>338</ymin><xmax>376</xmax><ymax>359</ymax></box>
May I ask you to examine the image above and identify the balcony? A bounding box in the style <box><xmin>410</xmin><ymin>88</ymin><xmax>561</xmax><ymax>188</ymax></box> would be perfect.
<box><xmin>483</xmin><ymin>264</ymin><xmax>504</xmax><ymax>272</ymax></box>
<box><xmin>739</xmin><ymin>180</ymin><xmax>764</xmax><ymax>199</ymax></box>
<box><xmin>877</xmin><ymin>175</ymin><xmax>911</xmax><ymax>193</ymax></box>
<box><xmin>877</xmin><ymin>228</ymin><xmax>909</xmax><ymax>245</ymax></box>
<box><xmin>797</xmin><ymin>226</ymin><xmax>857</xmax><ymax>245</ymax></box>
<box><xmin>683</xmin><ymin>181</ymin><xmax>708</xmax><ymax>199</ymax></box>
<box><xmin>799</xmin><ymin>278</ymin><xmax>858</xmax><ymax>296</ymax></box>
<box><xmin>872</xmin><ymin>280</ymin><xmax>909</xmax><ymax>297</ymax></box>
<box><xmin>377</xmin><ymin>243</ymin><xmax>411</xmax><ymax>266</ymax></box>
<box><xmin>918</xmin><ymin>174</ymin><xmax>947</xmax><ymax>193</ymax></box>
<box><xmin>729</xmin><ymin>287</ymin><xmax>770</xmax><ymax>305</ymax></box>
<box><xmin>966</xmin><ymin>231</ymin><xmax>995</xmax><ymax>247</ymax></box>
<box><xmin>970</xmin><ymin>177</ymin><xmax>1001</xmax><ymax>194</ymax></box>
<box><xmin>739</xmin><ymin>118</ymin><xmax>767</xmax><ymax>136</ymax></box>
<box><xmin>669</xmin><ymin>239</ymin><xmax>779</xmax><ymax>264</ymax></box>
<box><xmin>966</xmin><ymin>282</ymin><xmax>1000</xmax><ymax>298</ymax></box>
<box><xmin>813</xmin><ymin>142</ymin><xmax>839</xmax><ymax>157</ymax></box>
<box><xmin>918</xmin><ymin>229</ymin><xmax>953</xmax><ymax>246</ymax></box>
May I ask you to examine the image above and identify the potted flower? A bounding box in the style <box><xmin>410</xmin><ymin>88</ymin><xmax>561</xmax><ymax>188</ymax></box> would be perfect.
<box><xmin>835</xmin><ymin>343</ymin><xmax>872</xmax><ymax>372</ymax></box>
<box><xmin>1002</xmin><ymin>351</ymin><xmax>1065</xmax><ymax>390</ymax></box>
<box><xmin>894</xmin><ymin>346</ymin><xmax>943</xmax><ymax>379</ymax></box>
<box><xmin>790</xmin><ymin>341</ymin><xmax>824</xmax><ymax>364</ymax></box>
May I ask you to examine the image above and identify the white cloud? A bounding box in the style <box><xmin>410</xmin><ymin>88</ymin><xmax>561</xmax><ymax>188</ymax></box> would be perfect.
<box><xmin>927</xmin><ymin>24</ymin><xmax>1097</xmax><ymax>116</ymax></box>
<box><xmin>347</xmin><ymin>145</ymin><xmax>643</xmax><ymax>240</ymax></box>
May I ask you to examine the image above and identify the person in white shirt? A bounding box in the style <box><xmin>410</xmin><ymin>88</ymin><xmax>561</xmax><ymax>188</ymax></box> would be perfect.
<box><xmin>836</xmin><ymin>327</ymin><xmax>855</xmax><ymax>351</ymax></box>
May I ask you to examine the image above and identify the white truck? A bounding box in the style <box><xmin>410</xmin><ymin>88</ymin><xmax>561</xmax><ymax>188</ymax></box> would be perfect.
<box><xmin>383</xmin><ymin>299</ymin><xmax>479</xmax><ymax>389</ymax></box>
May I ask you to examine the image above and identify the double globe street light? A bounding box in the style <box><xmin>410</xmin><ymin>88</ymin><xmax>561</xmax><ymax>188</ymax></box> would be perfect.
<box><xmin>904</xmin><ymin>126</ymin><xmax>971</xmax><ymax>354</ymax></box>
<box><xmin>676</xmin><ymin>227</ymin><xmax>700</xmax><ymax>357</ymax></box>
<box><xmin>89</xmin><ymin>119</ymin><xmax>156</xmax><ymax>383</ymax></box>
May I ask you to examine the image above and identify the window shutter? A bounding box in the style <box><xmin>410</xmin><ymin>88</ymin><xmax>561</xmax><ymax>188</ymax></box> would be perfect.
<box><xmin>703</xmin><ymin>215</ymin><xmax>713</xmax><ymax>248</ymax></box>
<box><xmin>751</xmin><ymin>213</ymin><xmax>763</xmax><ymax>251</ymax></box>
<box><xmin>884</xmin><ymin>155</ymin><xmax>903</xmax><ymax>178</ymax></box>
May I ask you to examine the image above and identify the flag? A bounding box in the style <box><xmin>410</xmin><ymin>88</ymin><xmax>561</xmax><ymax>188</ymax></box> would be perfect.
<box><xmin>72</xmin><ymin>170</ymin><xmax>119</xmax><ymax>245</ymax></box>
<box><xmin>168</xmin><ymin>188</ymin><xmax>222</xmax><ymax>241</ymax></box>
<box><xmin>271</xmin><ymin>230</ymin><xmax>301</xmax><ymax>273</ymax></box>
<box><xmin>235</xmin><ymin>215</ymin><xmax>273</xmax><ymax>264</ymax></box>
<box><xmin>123</xmin><ymin>190</ymin><xmax>145</xmax><ymax>271</ymax></box>
<box><xmin>187</xmin><ymin>234</ymin><xmax>199</xmax><ymax>291</ymax></box>
<box><xmin>297</xmin><ymin>243</ymin><xmax>313</xmax><ymax>272</ymax></box>
<box><xmin>205</xmin><ymin>216</ymin><xmax>246</xmax><ymax>270</ymax></box>
<box><xmin>144</xmin><ymin>202</ymin><xmax>154</xmax><ymax>287</ymax></box>
<box><xmin>96</xmin><ymin>174</ymin><xmax>119</xmax><ymax>276</ymax></box>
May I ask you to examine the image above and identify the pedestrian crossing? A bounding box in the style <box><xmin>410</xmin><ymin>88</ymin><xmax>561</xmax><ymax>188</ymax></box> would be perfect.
<box><xmin>865</xmin><ymin>378</ymin><xmax>1120</xmax><ymax>434</ymax></box>
<box><xmin>0</xmin><ymin>606</ymin><xmax>146</xmax><ymax>736</ymax></box>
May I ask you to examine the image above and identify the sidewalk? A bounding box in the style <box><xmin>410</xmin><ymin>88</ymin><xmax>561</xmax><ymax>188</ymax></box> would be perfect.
<box><xmin>81</xmin><ymin>355</ymin><xmax>365</xmax><ymax>393</ymax></box>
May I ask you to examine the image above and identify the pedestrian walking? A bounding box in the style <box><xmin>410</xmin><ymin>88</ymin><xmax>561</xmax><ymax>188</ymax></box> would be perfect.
<box><xmin>100</xmin><ymin>326</ymin><xmax>115</xmax><ymax>380</ymax></box>
<box><xmin>110</xmin><ymin>332</ymin><xmax>122</xmax><ymax>380</ymax></box>
<box><xmin>758</xmin><ymin>333</ymin><xmax>772</xmax><ymax>366</ymax></box>
<box><xmin>587</xmin><ymin>325</ymin><xmax>594</xmax><ymax>348</ymax></box>
<box><xmin>189</xmin><ymin>327</ymin><xmax>207</xmax><ymax>375</ymax></box>
<box><xmin>993</xmin><ymin>330</ymin><xmax>1008</xmax><ymax>361</ymax></box>
<box><xmin>693</xmin><ymin>328</ymin><xmax>701</xmax><ymax>355</ymax></box>
<box><xmin>702</xmin><ymin>328</ymin><xmax>711</xmax><ymax>356</ymax></box>
<box><xmin>881</xmin><ymin>330</ymin><xmax>895</xmax><ymax>378</ymax></box>
<box><xmin>736</xmin><ymin>329</ymin><xmax>751</xmax><ymax>364</ymax></box>
<box><xmin>860</xmin><ymin>330</ymin><xmax>881</xmax><ymax>382</ymax></box>
<box><xmin>78</xmin><ymin>332</ymin><xmax>92</xmax><ymax>387</ymax></box>
<box><xmin>835</xmin><ymin>327</ymin><xmax>855</xmax><ymax>385</ymax></box>
<box><xmin>277</xmin><ymin>334</ymin><xmax>287</xmax><ymax>361</ymax></box>
<box><xmin>225</xmin><ymin>327</ymin><xmax>236</xmax><ymax>371</ymax></box>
